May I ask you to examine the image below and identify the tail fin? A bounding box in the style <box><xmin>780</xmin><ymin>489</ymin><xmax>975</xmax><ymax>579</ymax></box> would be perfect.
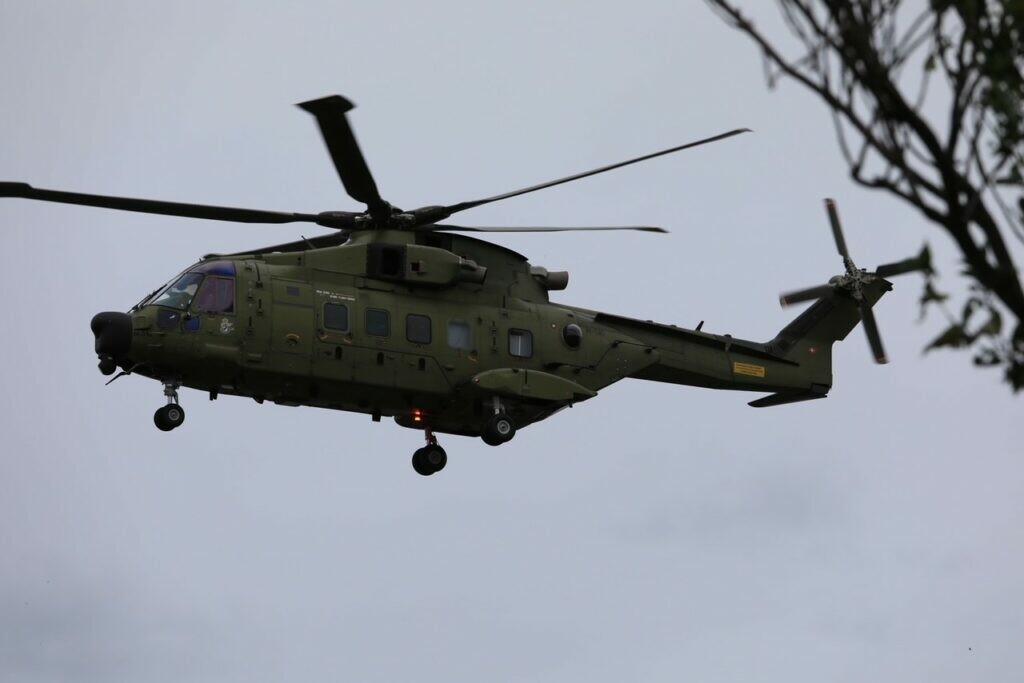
<box><xmin>765</xmin><ymin>279</ymin><xmax>891</xmax><ymax>388</ymax></box>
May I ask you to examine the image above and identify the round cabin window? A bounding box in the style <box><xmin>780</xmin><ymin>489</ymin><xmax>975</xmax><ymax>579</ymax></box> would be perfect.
<box><xmin>562</xmin><ymin>323</ymin><xmax>583</xmax><ymax>349</ymax></box>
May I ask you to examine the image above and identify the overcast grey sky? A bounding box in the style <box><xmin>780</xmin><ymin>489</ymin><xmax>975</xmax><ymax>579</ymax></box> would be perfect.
<box><xmin>1</xmin><ymin>1</ymin><xmax>1021</xmax><ymax>681</ymax></box>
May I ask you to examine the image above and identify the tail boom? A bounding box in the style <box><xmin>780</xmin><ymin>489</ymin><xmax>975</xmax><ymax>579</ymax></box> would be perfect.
<box><xmin>593</xmin><ymin>278</ymin><xmax>891</xmax><ymax>405</ymax></box>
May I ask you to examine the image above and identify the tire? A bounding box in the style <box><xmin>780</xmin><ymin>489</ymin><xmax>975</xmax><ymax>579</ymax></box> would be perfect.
<box><xmin>154</xmin><ymin>407</ymin><xmax>172</xmax><ymax>431</ymax></box>
<box><xmin>412</xmin><ymin>448</ymin><xmax>434</xmax><ymax>476</ymax></box>
<box><xmin>483</xmin><ymin>413</ymin><xmax>516</xmax><ymax>444</ymax></box>
<box><xmin>422</xmin><ymin>444</ymin><xmax>447</xmax><ymax>473</ymax></box>
<box><xmin>154</xmin><ymin>404</ymin><xmax>185</xmax><ymax>432</ymax></box>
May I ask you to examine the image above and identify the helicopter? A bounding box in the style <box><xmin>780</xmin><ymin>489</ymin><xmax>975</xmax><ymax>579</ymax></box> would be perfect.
<box><xmin>1</xmin><ymin>95</ymin><xmax>930</xmax><ymax>475</ymax></box>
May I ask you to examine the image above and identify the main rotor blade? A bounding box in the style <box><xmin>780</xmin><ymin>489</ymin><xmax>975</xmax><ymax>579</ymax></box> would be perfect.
<box><xmin>779</xmin><ymin>283</ymin><xmax>834</xmax><ymax>307</ymax></box>
<box><xmin>859</xmin><ymin>302</ymin><xmax>888</xmax><ymax>364</ymax></box>
<box><xmin>1</xmin><ymin>182</ymin><xmax>323</xmax><ymax>225</ymax></box>
<box><xmin>875</xmin><ymin>244</ymin><xmax>932</xmax><ymax>278</ymax></box>
<box><xmin>429</xmin><ymin>224</ymin><xmax>667</xmax><ymax>233</ymax></box>
<box><xmin>436</xmin><ymin>128</ymin><xmax>751</xmax><ymax>219</ymax></box>
<box><xmin>824</xmin><ymin>198</ymin><xmax>851</xmax><ymax>259</ymax></box>
<box><xmin>297</xmin><ymin>95</ymin><xmax>387</xmax><ymax>214</ymax></box>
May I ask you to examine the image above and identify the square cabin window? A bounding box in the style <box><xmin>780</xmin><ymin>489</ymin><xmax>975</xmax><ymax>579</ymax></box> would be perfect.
<box><xmin>406</xmin><ymin>314</ymin><xmax>431</xmax><ymax>345</ymax></box>
<box><xmin>324</xmin><ymin>303</ymin><xmax>349</xmax><ymax>332</ymax></box>
<box><xmin>447</xmin><ymin>320</ymin><xmax>472</xmax><ymax>351</ymax></box>
<box><xmin>366</xmin><ymin>308</ymin><xmax>390</xmax><ymax>337</ymax></box>
<box><xmin>509</xmin><ymin>328</ymin><xmax>533</xmax><ymax>358</ymax></box>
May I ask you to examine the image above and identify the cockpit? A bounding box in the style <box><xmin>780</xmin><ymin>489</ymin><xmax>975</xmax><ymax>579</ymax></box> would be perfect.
<box><xmin>142</xmin><ymin>260</ymin><xmax>236</xmax><ymax>314</ymax></box>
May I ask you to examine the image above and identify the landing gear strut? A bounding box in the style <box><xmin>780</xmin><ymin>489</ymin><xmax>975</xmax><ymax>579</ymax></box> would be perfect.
<box><xmin>481</xmin><ymin>397</ymin><xmax>516</xmax><ymax>446</ymax></box>
<box><xmin>154</xmin><ymin>381</ymin><xmax>185</xmax><ymax>432</ymax></box>
<box><xmin>412</xmin><ymin>428</ymin><xmax>447</xmax><ymax>476</ymax></box>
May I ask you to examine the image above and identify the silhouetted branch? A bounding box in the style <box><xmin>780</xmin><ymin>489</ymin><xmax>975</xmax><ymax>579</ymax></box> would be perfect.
<box><xmin>706</xmin><ymin>0</ymin><xmax>1024</xmax><ymax>390</ymax></box>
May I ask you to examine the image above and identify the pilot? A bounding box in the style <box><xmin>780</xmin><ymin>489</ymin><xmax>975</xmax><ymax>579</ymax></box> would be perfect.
<box><xmin>156</xmin><ymin>276</ymin><xmax>202</xmax><ymax>310</ymax></box>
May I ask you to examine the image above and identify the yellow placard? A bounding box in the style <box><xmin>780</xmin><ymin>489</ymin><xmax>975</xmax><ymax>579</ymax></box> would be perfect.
<box><xmin>733</xmin><ymin>361</ymin><xmax>766</xmax><ymax>378</ymax></box>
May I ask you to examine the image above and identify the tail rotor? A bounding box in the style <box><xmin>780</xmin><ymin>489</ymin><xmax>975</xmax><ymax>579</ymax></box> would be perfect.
<box><xmin>778</xmin><ymin>198</ymin><xmax>932</xmax><ymax>364</ymax></box>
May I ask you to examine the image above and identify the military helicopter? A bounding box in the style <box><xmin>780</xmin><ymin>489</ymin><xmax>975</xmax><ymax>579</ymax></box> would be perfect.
<box><xmin>2</xmin><ymin>95</ymin><xmax>930</xmax><ymax>475</ymax></box>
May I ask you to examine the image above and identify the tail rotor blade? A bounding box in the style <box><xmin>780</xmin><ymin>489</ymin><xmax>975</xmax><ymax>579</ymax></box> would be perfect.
<box><xmin>779</xmin><ymin>283</ymin><xmax>834</xmax><ymax>307</ymax></box>
<box><xmin>859</xmin><ymin>303</ymin><xmax>888</xmax><ymax>364</ymax></box>
<box><xmin>824</xmin><ymin>198</ymin><xmax>851</xmax><ymax>260</ymax></box>
<box><xmin>875</xmin><ymin>244</ymin><xmax>932</xmax><ymax>278</ymax></box>
<box><xmin>297</xmin><ymin>95</ymin><xmax>388</xmax><ymax>215</ymax></box>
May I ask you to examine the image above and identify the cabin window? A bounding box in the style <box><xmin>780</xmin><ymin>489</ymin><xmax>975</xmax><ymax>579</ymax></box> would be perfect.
<box><xmin>562</xmin><ymin>323</ymin><xmax>583</xmax><ymax>349</ymax></box>
<box><xmin>509</xmin><ymin>329</ymin><xmax>533</xmax><ymax>358</ymax></box>
<box><xmin>157</xmin><ymin>308</ymin><xmax>182</xmax><ymax>330</ymax></box>
<box><xmin>406</xmin><ymin>314</ymin><xmax>432</xmax><ymax>345</ymax></box>
<box><xmin>324</xmin><ymin>303</ymin><xmax>350</xmax><ymax>332</ymax></box>
<box><xmin>447</xmin><ymin>320</ymin><xmax>472</xmax><ymax>350</ymax></box>
<box><xmin>193</xmin><ymin>276</ymin><xmax>235</xmax><ymax>314</ymax></box>
<box><xmin>366</xmin><ymin>308</ymin><xmax>390</xmax><ymax>337</ymax></box>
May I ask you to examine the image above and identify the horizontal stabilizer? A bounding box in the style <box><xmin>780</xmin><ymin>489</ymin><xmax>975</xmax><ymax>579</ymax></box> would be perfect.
<box><xmin>748</xmin><ymin>386</ymin><xmax>828</xmax><ymax>408</ymax></box>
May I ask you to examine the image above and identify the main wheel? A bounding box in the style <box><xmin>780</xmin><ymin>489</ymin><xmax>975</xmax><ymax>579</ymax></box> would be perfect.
<box><xmin>154</xmin><ymin>404</ymin><xmax>185</xmax><ymax>432</ymax></box>
<box><xmin>482</xmin><ymin>413</ymin><xmax>516</xmax><ymax>445</ymax></box>
<box><xmin>412</xmin><ymin>445</ymin><xmax>446</xmax><ymax>476</ymax></box>
<box><xmin>422</xmin><ymin>444</ymin><xmax>447</xmax><ymax>473</ymax></box>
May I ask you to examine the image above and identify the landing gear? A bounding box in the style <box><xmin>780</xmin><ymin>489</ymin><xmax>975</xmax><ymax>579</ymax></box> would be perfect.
<box><xmin>412</xmin><ymin>445</ymin><xmax>447</xmax><ymax>475</ymax></box>
<box><xmin>482</xmin><ymin>414</ymin><xmax>516</xmax><ymax>445</ymax></box>
<box><xmin>154</xmin><ymin>381</ymin><xmax>185</xmax><ymax>432</ymax></box>
<box><xmin>412</xmin><ymin>429</ymin><xmax>447</xmax><ymax>476</ymax></box>
<box><xmin>481</xmin><ymin>397</ymin><xmax>516</xmax><ymax>446</ymax></box>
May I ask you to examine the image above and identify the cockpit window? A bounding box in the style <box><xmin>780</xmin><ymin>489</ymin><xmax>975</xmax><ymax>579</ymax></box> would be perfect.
<box><xmin>194</xmin><ymin>276</ymin><xmax>235</xmax><ymax>313</ymax></box>
<box><xmin>151</xmin><ymin>273</ymin><xmax>204</xmax><ymax>310</ymax></box>
<box><xmin>144</xmin><ymin>261</ymin><xmax>237</xmax><ymax>312</ymax></box>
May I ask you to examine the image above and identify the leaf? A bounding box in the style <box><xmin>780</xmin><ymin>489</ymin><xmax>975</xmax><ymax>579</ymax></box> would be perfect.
<box><xmin>973</xmin><ymin>348</ymin><xmax>1002</xmax><ymax>366</ymax></box>
<box><xmin>917</xmin><ymin>280</ymin><xmax>950</xmax><ymax>320</ymax></box>
<box><xmin>919</xmin><ymin>280</ymin><xmax>949</xmax><ymax>304</ymax></box>
<box><xmin>924</xmin><ymin>323</ymin><xmax>972</xmax><ymax>353</ymax></box>
<box><xmin>961</xmin><ymin>296</ymin><xmax>984</xmax><ymax>324</ymax></box>
<box><xmin>1006</xmin><ymin>361</ymin><xmax>1024</xmax><ymax>392</ymax></box>
<box><xmin>973</xmin><ymin>307</ymin><xmax>1003</xmax><ymax>338</ymax></box>
<box><xmin>996</xmin><ymin>166</ymin><xmax>1022</xmax><ymax>185</ymax></box>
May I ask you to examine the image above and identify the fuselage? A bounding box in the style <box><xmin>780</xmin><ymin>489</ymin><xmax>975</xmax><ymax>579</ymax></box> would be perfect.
<box><xmin>97</xmin><ymin>230</ymin><xmax>870</xmax><ymax>439</ymax></box>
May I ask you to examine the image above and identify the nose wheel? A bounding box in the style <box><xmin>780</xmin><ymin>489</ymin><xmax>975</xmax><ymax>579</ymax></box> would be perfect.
<box><xmin>412</xmin><ymin>429</ymin><xmax>447</xmax><ymax>476</ymax></box>
<box><xmin>154</xmin><ymin>404</ymin><xmax>185</xmax><ymax>431</ymax></box>
<box><xmin>154</xmin><ymin>381</ymin><xmax>185</xmax><ymax>432</ymax></box>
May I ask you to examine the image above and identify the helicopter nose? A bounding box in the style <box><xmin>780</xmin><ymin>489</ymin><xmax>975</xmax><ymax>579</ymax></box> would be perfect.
<box><xmin>91</xmin><ymin>311</ymin><xmax>132</xmax><ymax>357</ymax></box>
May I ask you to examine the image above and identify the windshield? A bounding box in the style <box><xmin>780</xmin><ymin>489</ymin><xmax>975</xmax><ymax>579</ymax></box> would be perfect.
<box><xmin>151</xmin><ymin>272</ymin><xmax>204</xmax><ymax>310</ymax></box>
